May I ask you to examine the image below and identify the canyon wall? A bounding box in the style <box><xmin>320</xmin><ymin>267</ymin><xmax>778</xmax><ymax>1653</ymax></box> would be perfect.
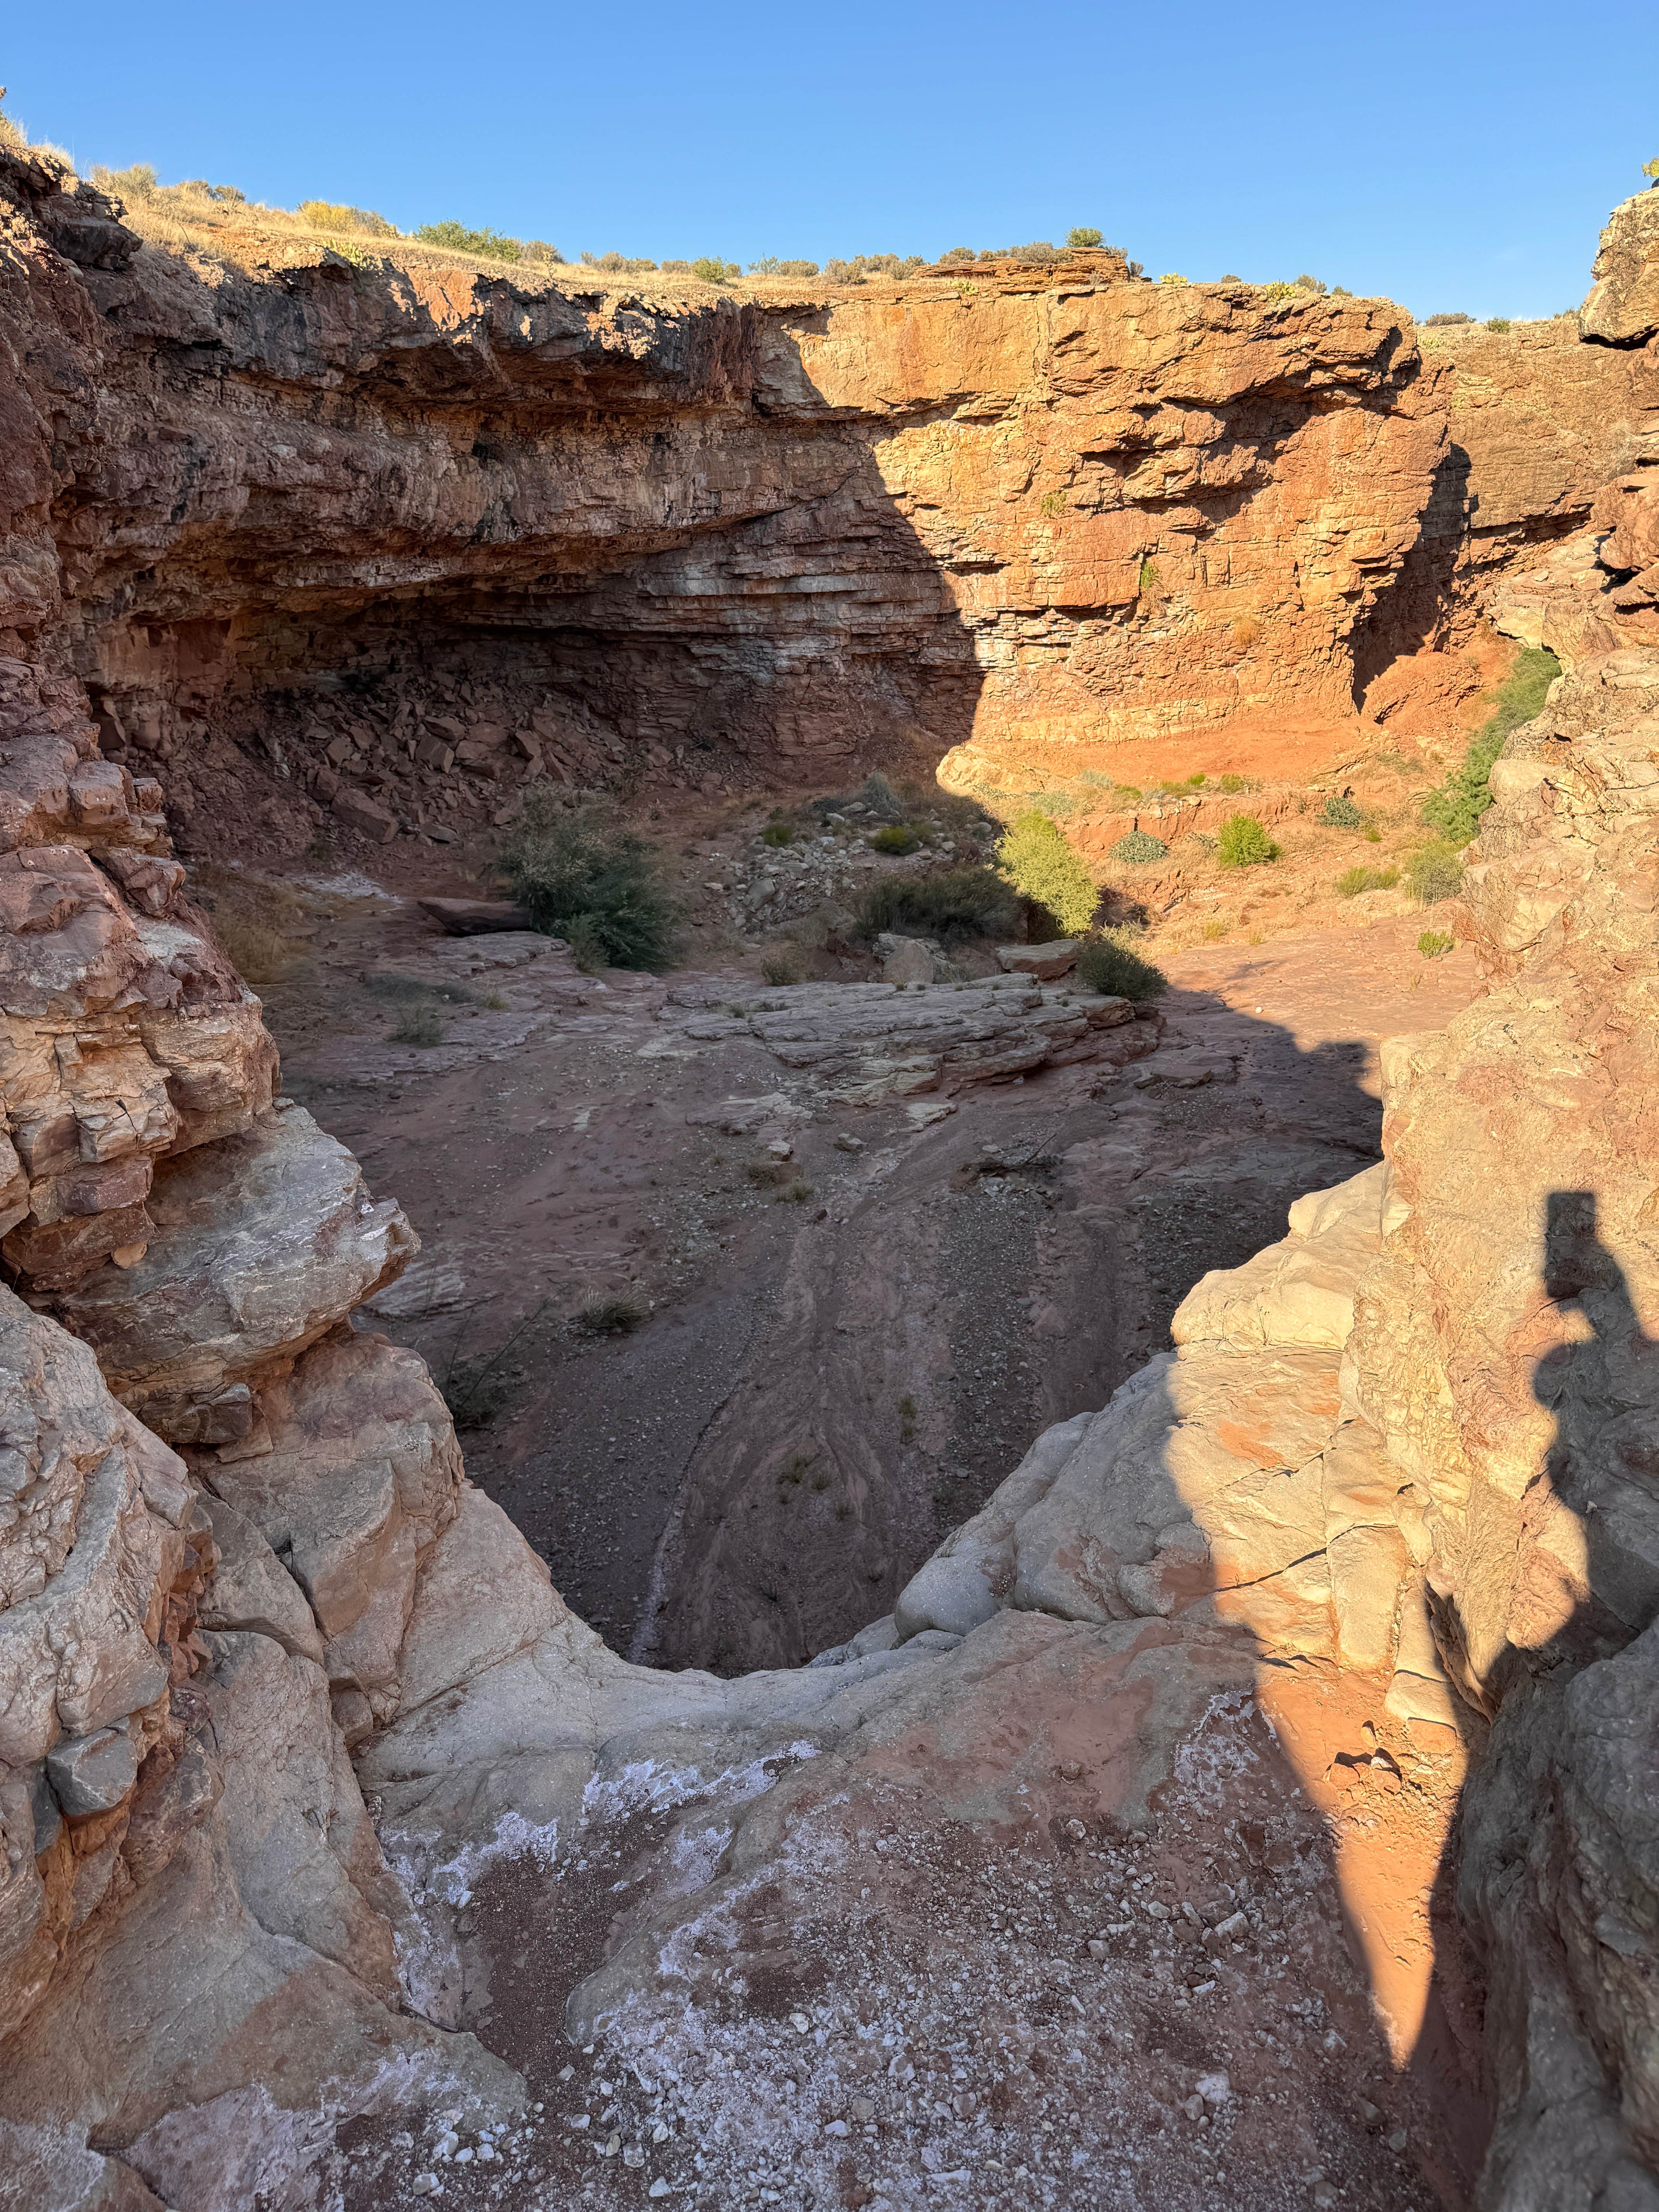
<box><xmin>3</xmin><ymin>139</ymin><xmax>1650</xmax><ymax>870</ymax></box>
<box><xmin>0</xmin><ymin>137</ymin><xmax>1657</xmax><ymax>2210</ymax></box>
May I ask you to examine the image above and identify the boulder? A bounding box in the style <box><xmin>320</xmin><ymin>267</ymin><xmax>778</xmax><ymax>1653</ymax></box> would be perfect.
<box><xmin>1579</xmin><ymin>184</ymin><xmax>1659</xmax><ymax>346</ymax></box>
<box><xmin>330</xmin><ymin>786</ymin><xmax>397</xmax><ymax>842</ymax></box>
<box><xmin>416</xmin><ymin>896</ymin><xmax>536</xmax><ymax>934</ymax></box>
<box><xmin>995</xmin><ymin>938</ymin><xmax>1079</xmax><ymax>979</ymax></box>
<box><xmin>46</xmin><ymin>1726</ymin><xmax>139</xmax><ymax>1818</ymax></box>
<box><xmin>874</xmin><ymin>931</ymin><xmax>938</xmax><ymax>983</ymax></box>
<box><xmin>205</xmin><ymin>1333</ymin><xmax>461</xmax><ymax>1730</ymax></box>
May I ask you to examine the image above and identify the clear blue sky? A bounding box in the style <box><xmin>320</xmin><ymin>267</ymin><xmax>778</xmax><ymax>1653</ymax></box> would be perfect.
<box><xmin>5</xmin><ymin>1</ymin><xmax>1655</xmax><ymax>318</ymax></box>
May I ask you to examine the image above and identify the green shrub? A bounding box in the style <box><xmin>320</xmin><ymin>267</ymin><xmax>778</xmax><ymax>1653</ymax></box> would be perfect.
<box><xmin>1485</xmin><ymin>316</ymin><xmax>1512</xmax><ymax>333</ymax></box>
<box><xmin>501</xmin><ymin>793</ymin><xmax>678</xmax><ymax>970</ymax></box>
<box><xmin>392</xmin><ymin>1005</ymin><xmax>443</xmax><ymax>1045</ymax></box>
<box><xmin>994</xmin><ymin>812</ymin><xmax>1100</xmax><ymax>935</ymax></box>
<box><xmin>1406</xmin><ymin>841</ymin><xmax>1464</xmax><ymax>905</ymax></box>
<box><xmin>1066</xmin><ymin>226</ymin><xmax>1104</xmax><ymax>249</ymax></box>
<box><xmin>853</xmin><ymin>867</ymin><xmax>1018</xmax><ymax>944</ymax></box>
<box><xmin>1418</xmin><ymin>929</ymin><xmax>1454</xmax><ymax>958</ymax></box>
<box><xmin>1218</xmin><ymin>773</ymin><xmax>1248</xmax><ymax>794</ymax></box>
<box><xmin>761</xmin><ymin>821</ymin><xmax>794</xmax><ymax>847</ymax></box>
<box><xmin>870</xmin><ymin>822</ymin><xmax>923</xmax><ymax>855</ymax></box>
<box><xmin>1075</xmin><ymin>933</ymin><xmax>1167</xmax><ymax>1001</ymax></box>
<box><xmin>1109</xmin><ymin>830</ymin><xmax>1170</xmax><ymax>866</ymax></box>
<box><xmin>761</xmin><ymin>953</ymin><xmax>803</xmax><ymax>985</ymax></box>
<box><xmin>1320</xmin><ymin>793</ymin><xmax>1364</xmax><ymax>828</ymax></box>
<box><xmin>1217</xmin><ymin>814</ymin><xmax>1280</xmax><ymax>867</ymax></box>
<box><xmin>414</xmin><ymin>220</ymin><xmax>521</xmax><ymax>260</ymax></box>
<box><xmin>692</xmin><ymin>255</ymin><xmax>740</xmax><ymax>283</ymax></box>
<box><xmin>1334</xmin><ymin>865</ymin><xmax>1400</xmax><ymax>897</ymax></box>
<box><xmin>1422</xmin><ymin>645</ymin><xmax>1560</xmax><ymax>843</ymax></box>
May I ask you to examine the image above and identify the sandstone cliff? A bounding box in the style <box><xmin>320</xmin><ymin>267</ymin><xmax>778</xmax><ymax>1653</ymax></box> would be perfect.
<box><xmin>2</xmin><ymin>136</ymin><xmax>1647</xmax><ymax>866</ymax></box>
<box><xmin>0</xmin><ymin>130</ymin><xmax>1657</xmax><ymax>2212</ymax></box>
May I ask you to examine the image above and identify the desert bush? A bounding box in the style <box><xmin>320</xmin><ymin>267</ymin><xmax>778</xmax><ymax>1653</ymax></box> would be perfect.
<box><xmin>1422</xmin><ymin>644</ymin><xmax>1559</xmax><ymax>843</ymax></box>
<box><xmin>823</xmin><ymin>253</ymin><xmax>926</xmax><ymax>282</ymax></box>
<box><xmin>856</xmin><ymin>772</ymin><xmax>906</xmax><ymax>821</ymax></box>
<box><xmin>577</xmin><ymin>1295</ymin><xmax>647</xmax><ymax>1335</ymax></box>
<box><xmin>1424</xmin><ymin>311</ymin><xmax>1474</xmax><ymax>326</ymax></box>
<box><xmin>440</xmin><ymin>1352</ymin><xmax>510</xmax><ymax>1427</ymax></box>
<box><xmin>692</xmin><ymin>256</ymin><xmax>740</xmax><ymax>283</ymax></box>
<box><xmin>1295</xmin><ymin>274</ymin><xmax>1328</xmax><ymax>293</ymax></box>
<box><xmin>501</xmin><ymin>793</ymin><xmax>678</xmax><ymax>969</ymax></box>
<box><xmin>1109</xmin><ymin>830</ymin><xmax>1170</xmax><ymax>866</ymax></box>
<box><xmin>870</xmin><ymin>822</ymin><xmax>923</xmax><ymax>854</ymax></box>
<box><xmin>1320</xmin><ymin>793</ymin><xmax>1364</xmax><ymax>828</ymax></box>
<box><xmin>1159</xmin><ymin>272</ymin><xmax>1187</xmax><ymax>285</ymax></box>
<box><xmin>414</xmin><ymin>220</ymin><xmax>521</xmax><ymax>260</ymax></box>
<box><xmin>214</xmin><ymin>914</ymin><xmax>299</xmax><ymax>984</ymax></box>
<box><xmin>1485</xmin><ymin>316</ymin><xmax>1512</xmax><ymax>332</ymax></box>
<box><xmin>392</xmin><ymin>1005</ymin><xmax>443</xmax><ymax>1046</ymax></box>
<box><xmin>1066</xmin><ymin>226</ymin><xmax>1104</xmax><ymax>249</ymax></box>
<box><xmin>522</xmin><ymin>240</ymin><xmax>564</xmax><ymax>264</ymax></box>
<box><xmin>760</xmin><ymin>820</ymin><xmax>794</xmax><ymax>847</ymax></box>
<box><xmin>1418</xmin><ymin>930</ymin><xmax>1454</xmax><ymax>958</ymax></box>
<box><xmin>1217</xmin><ymin>814</ymin><xmax>1280</xmax><ymax>867</ymax></box>
<box><xmin>300</xmin><ymin>200</ymin><xmax>397</xmax><ymax>235</ymax></box>
<box><xmin>1076</xmin><ymin>933</ymin><xmax>1167</xmax><ymax>1001</ymax></box>
<box><xmin>1406</xmin><ymin>841</ymin><xmax>1464</xmax><ymax>904</ymax></box>
<box><xmin>191</xmin><ymin>865</ymin><xmax>313</xmax><ymax>985</ymax></box>
<box><xmin>1335</xmin><ymin>864</ymin><xmax>1400</xmax><ymax>897</ymax></box>
<box><xmin>761</xmin><ymin>953</ymin><xmax>803</xmax><ymax>985</ymax></box>
<box><xmin>852</xmin><ymin>866</ymin><xmax>1018</xmax><ymax>944</ymax></box>
<box><xmin>1218</xmin><ymin>772</ymin><xmax>1249</xmax><ymax>794</ymax></box>
<box><xmin>994</xmin><ymin>812</ymin><xmax>1100</xmax><ymax>936</ymax></box>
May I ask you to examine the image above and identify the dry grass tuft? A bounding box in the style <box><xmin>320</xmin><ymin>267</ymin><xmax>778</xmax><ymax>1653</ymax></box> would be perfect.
<box><xmin>189</xmin><ymin>864</ymin><xmax>313</xmax><ymax>985</ymax></box>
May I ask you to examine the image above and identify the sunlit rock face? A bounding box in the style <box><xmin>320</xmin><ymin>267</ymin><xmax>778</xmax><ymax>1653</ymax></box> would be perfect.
<box><xmin>3</xmin><ymin>134</ymin><xmax>1642</xmax><ymax>845</ymax></box>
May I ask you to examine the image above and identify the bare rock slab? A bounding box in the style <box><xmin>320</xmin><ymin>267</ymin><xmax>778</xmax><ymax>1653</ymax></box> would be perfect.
<box><xmin>53</xmin><ymin>1104</ymin><xmax>416</xmax><ymax>1443</ymax></box>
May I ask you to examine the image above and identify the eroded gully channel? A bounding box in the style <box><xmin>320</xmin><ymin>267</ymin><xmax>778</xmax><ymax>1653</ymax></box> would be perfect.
<box><xmin>272</xmin><ymin>900</ymin><xmax>1481</xmax><ymax>1677</ymax></box>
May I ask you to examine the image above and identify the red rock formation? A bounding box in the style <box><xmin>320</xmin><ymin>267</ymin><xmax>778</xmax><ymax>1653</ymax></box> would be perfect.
<box><xmin>3</xmin><ymin>125</ymin><xmax>1659</xmax><ymax>2212</ymax></box>
<box><xmin>0</xmin><ymin>137</ymin><xmax>1635</xmax><ymax>870</ymax></box>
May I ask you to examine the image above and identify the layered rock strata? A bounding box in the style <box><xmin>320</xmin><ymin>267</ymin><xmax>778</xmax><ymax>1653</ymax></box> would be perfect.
<box><xmin>2</xmin><ymin>139</ymin><xmax>1649</xmax><ymax>868</ymax></box>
